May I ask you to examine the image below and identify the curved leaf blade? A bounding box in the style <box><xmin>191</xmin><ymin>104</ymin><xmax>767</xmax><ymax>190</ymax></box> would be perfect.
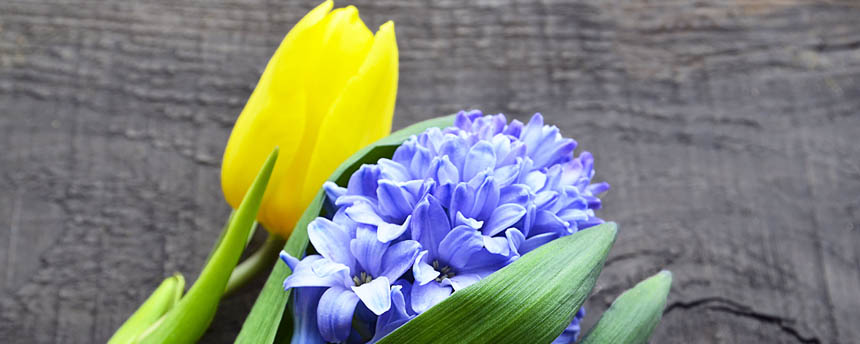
<box><xmin>579</xmin><ymin>270</ymin><xmax>672</xmax><ymax>344</ymax></box>
<box><xmin>138</xmin><ymin>148</ymin><xmax>279</xmax><ymax>344</ymax></box>
<box><xmin>108</xmin><ymin>274</ymin><xmax>185</xmax><ymax>344</ymax></box>
<box><xmin>235</xmin><ymin>115</ymin><xmax>456</xmax><ymax>344</ymax></box>
<box><xmin>378</xmin><ymin>222</ymin><xmax>618</xmax><ymax>344</ymax></box>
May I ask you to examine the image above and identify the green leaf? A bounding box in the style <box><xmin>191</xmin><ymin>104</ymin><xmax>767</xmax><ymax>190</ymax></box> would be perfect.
<box><xmin>379</xmin><ymin>222</ymin><xmax>618</xmax><ymax>344</ymax></box>
<box><xmin>579</xmin><ymin>270</ymin><xmax>672</xmax><ymax>344</ymax></box>
<box><xmin>108</xmin><ymin>273</ymin><xmax>185</xmax><ymax>344</ymax></box>
<box><xmin>137</xmin><ymin>148</ymin><xmax>279</xmax><ymax>344</ymax></box>
<box><xmin>235</xmin><ymin>114</ymin><xmax>456</xmax><ymax>344</ymax></box>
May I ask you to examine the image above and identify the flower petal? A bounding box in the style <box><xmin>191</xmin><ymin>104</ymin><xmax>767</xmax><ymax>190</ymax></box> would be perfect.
<box><xmin>345</xmin><ymin>164</ymin><xmax>381</xmax><ymax>200</ymax></box>
<box><xmin>412</xmin><ymin>250</ymin><xmax>440</xmax><ymax>285</ymax></box>
<box><xmin>493</xmin><ymin>162</ymin><xmax>521</xmax><ymax>187</ymax></box>
<box><xmin>303</xmin><ymin>20</ymin><xmax>398</xmax><ymax>207</ymax></box>
<box><xmin>411</xmin><ymin>195</ymin><xmax>450</xmax><ymax>258</ymax></box>
<box><xmin>378</xmin><ymin>215</ymin><xmax>411</xmax><ymax>243</ymax></box>
<box><xmin>283</xmin><ymin>255</ymin><xmax>349</xmax><ymax>290</ymax></box>
<box><xmin>220</xmin><ymin>1</ymin><xmax>337</xmax><ymax>236</ymax></box>
<box><xmin>531</xmin><ymin>210</ymin><xmax>570</xmax><ymax>236</ymax></box>
<box><xmin>377</xmin><ymin>179</ymin><xmax>415</xmax><ymax>221</ymax></box>
<box><xmin>323</xmin><ymin>181</ymin><xmax>347</xmax><ymax>204</ymax></box>
<box><xmin>499</xmin><ymin>184</ymin><xmax>531</xmax><ymax>206</ymax></box>
<box><xmin>482</xmin><ymin>235</ymin><xmax>511</xmax><ymax>256</ymax></box>
<box><xmin>291</xmin><ymin>287</ymin><xmax>326</xmax><ymax>344</ymax></box>
<box><xmin>279</xmin><ymin>250</ymin><xmax>301</xmax><ymax>271</ymax></box>
<box><xmin>461</xmin><ymin>249</ymin><xmax>509</xmax><ymax>272</ymax></box>
<box><xmin>462</xmin><ymin>141</ymin><xmax>496</xmax><ymax>181</ymax></box>
<box><xmin>482</xmin><ymin>203</ymin><xmax>526</xmax><ymax>237</ymax></box>
<box><xmin>504</xmin><ymin>228</ymin><xmax>525</xmax><ymax>255</ymax></box>
<box><xmin>453</xmin><ymin>212</ymin><xmax>483</xmax><ymax>230</ymax></box>
<box><xmin>345</xmin><ymin>201</ymin><xmax>384</xmax><ymax>225</ymax></box>
<box><xmin>472</xmin><ymin>174</ymin><xmax>500</xmax><ymax>220</ymax></box>
<box><xmin>275</xmin><ymin>4</ymin><xmax>378</xmax><ymax>233</ymax></box>
<box><xmin>501</xmin><ymin>116</ymin><xmax>521</xmax><ymax>135</ymax></box>
<box><xmin>438</xmin><ymin>225</ymin><xmax>484</xmax><ymax>269</ymax></box>
<box><xmin>380</xmin><ymin>240</ymin><xmax>421</xmax><ymax>281</ymax></box>
<box><xmin>520</xmin><ymin>113</ymin><xmax>545</xmax><ymax>152</ymax></box>
<box><xmin>449</xmin><ymin>182</ymin><xmax>475</xmax><ymax>222</ymax></box>
<box><xmin>558</xmin><ymin>208</ymin><xmax>589</xmax><ymax>224</ymax></box>
<box><xmin>410</xmin><ymin>281</ymin><xmax>452</xmax><ymax>313</ymax></box>
<box><xmin>351</xmin><ymin>276</ymin><xmax>392</xmax><ymax>315</ymax></box>
<box><xmin>429</xmin><ymin>155</ymin><xmax>459</xmax><ymax>186</ymax></box>
<box><xmin>308</xmin><ymin>218</ymin><xmax>355</xmax><ymax>267</ymax></box>
<box><xmin>533</xmin><ymin>138</ymin><xmax>576</xmax><ymax>170</ymax></box>
<box><xmin>441</xmin><ymin>273</ymin><xmax>483</xmax><ymax>291</ymax></box>
<box><xmin>586</xmin><ymin>181</ymin><xmax>610</xmax><ymax>196</ymax></box>
<box><xmin>524</xmin><ymin>170</ymin><xmax>547</xmax><ymax>190</ymax></box>
<box><xmin>438</xmin><ymin>136</ymin><xmax>469</xmax><ymax>171</ymax></box>
<box><xmin>350</xmin><ymin>225</ymin><xmax>388</xmax><ymax>277</ymax></box>
<box><xmin>371</xmin><ymin>284</ymin><xmax>414</xmax><ymax>343</ymax></box>
<box><xmin>317</xmin><ymin>286</ymin><xmax>361</xmax><ymax>343</ymax></box>
<box><xmin>378</xmin><ymin>158</ymin><xmax>411</xmax><ymax>182</ymax></box>
<box><xmin>534</xmin><ymin>191</ymin><xmax>559</xmax><ymax>211</ymax></box>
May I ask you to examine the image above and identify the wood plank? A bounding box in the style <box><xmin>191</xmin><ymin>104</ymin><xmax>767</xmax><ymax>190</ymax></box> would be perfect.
<box><xmin>1</xmin><ymin>0</ymin><xmax>858</xmax><ymax>343</ymax></box>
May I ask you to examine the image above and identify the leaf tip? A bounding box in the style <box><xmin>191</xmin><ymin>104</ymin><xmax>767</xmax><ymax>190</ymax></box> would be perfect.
<box><xmin>603</xmin><ymin>221</ymin><xmax>618</xmax><ymax>236</ymax></box>
<box><xmin>582</xmin><ymin>221</ymin><xmax>618</xmax><ymax>247</ymax></box>
<box><xmin>652</xmin><ymin>270</ymin><xmax>673</xmax><ymax>298</ymax></box>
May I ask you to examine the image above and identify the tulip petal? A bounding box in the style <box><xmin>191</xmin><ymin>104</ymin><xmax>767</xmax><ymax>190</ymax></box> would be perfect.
<box><xmin>221</xmin><ymin>90</ymin><xmax>307</xmax><ymax>236</ymax></box>
<box><xmin>221</xmin><ymin>0</ymin><xmax>335</xmax><ymax>236</ymax></box>
<box><xmin>303</xmin><ymin>21</ymin><xmax>398</xmax><ymax>205</ymax></box>
<box><xmin>276</xmin><ymin>5</ymin><xmax>378</xmax><ymax>233</ymax></box>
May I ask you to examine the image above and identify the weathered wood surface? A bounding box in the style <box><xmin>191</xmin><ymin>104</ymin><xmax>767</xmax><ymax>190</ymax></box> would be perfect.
<box><xmin>1</xmin><ymin>0</ymin><xmax>859</xmax><ymax>343</ymax></box>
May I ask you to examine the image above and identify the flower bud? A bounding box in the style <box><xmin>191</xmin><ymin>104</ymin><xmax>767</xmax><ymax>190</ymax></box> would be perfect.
<box><xmin>221</xmin><ymin>0</ymin><xmax>398</xmax><ymax>237</ymax></box>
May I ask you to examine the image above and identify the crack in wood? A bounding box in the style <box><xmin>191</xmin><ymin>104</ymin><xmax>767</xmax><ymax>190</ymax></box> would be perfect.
<box><xmin>666</xmin><ymin>297</ymin><xmax>822</xmax><ymax>344</ymax></box>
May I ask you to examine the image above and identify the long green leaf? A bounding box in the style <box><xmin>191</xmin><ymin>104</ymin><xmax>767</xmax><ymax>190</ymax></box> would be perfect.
<box><xmin>379</xmin><ymin>222</ymin><xmax>618</xmax><ymax>344</ymax></box>
<box><xmin>138</xmin><ymin>148</ymin><xmax>279</xmax><ymax>344</ymax></box>
<box><xmin>579</xmin><ymin>270</ymin><xmax>672</xmax><ymax>344</ymax></box>
<box><xmin>235</xmin><ymin>115</ymin><xmax>456</xmax><ymax>344</ymax></box>
<box><xmin>108</xmin><ymin>273</ymin><xmax>185</xmax><ymax>344</ymax></box>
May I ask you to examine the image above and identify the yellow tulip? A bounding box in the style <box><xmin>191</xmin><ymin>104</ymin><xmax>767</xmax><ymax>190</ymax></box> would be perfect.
<box><xmin>221</xmin><ymin>0</ymin><xmax>398</xmax><ymax>238</ymax></box>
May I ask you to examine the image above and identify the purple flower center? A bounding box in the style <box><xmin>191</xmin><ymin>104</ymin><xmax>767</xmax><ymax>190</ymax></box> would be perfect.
<box><xmin>352</xmin><ymin>272</ymin><xmax>374</xmax><ymax>287</ymax></box>
<box><xmin>431</xmin><ymin>260</ymin><xmax>456</xmax><ymax>282</ymax></box>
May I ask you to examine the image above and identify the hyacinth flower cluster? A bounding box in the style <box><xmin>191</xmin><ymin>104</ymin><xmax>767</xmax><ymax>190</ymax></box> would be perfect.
<box><xmin>280</xmin><ymin>111</ymin><xmax>609</xmax><ymax>343</ymax></box>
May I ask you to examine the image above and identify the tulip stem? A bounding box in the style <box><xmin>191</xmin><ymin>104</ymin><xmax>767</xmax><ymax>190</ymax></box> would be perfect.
<box><xmin>224</xmin><ymin>232</ymin><xmax>286</xmax><ymax>296</ymax></box>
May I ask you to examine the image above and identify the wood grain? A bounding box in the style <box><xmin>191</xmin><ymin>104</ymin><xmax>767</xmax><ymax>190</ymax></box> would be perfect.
<box><xmin>1</xmin><ymin>0</ymin><xmax>859</xmax><ymax>343</ymax></box>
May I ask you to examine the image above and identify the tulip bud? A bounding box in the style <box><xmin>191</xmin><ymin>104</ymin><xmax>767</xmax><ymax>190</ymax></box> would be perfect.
<box><xmin>221</xmin><ymin>0</ymin><xmax>399</xmax><ymax>237</ymax></box>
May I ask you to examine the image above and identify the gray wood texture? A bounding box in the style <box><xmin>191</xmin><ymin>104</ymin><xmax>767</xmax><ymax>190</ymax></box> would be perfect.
<box><xmin>2</xmin><ymin>0</ymin><xmax>859</xmax><ymax>343</ymax></box>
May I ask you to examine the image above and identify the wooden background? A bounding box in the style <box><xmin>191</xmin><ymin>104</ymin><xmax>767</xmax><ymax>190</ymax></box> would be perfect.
<box><xmin>1</xmin><ymin>0</ymin><xmax>859</xmax><ymax>343</ymax></box>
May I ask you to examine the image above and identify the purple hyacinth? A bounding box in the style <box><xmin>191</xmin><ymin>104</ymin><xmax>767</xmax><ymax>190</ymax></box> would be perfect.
<box><xmin>282</xmin><ymin>110</ymin><xmax>609</xmax><ymax>343</ymax></box>
<box><xmin>280</xmin><ymin>212</ymin><xmax>421</xmax><ymax>342</ymax></box>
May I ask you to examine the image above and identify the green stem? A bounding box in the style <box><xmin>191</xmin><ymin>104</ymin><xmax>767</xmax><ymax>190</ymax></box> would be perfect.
<box><xmin>224</xmin><ymin>232</ymin><xmax>286</xmax><ymax>296</ymax></box>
